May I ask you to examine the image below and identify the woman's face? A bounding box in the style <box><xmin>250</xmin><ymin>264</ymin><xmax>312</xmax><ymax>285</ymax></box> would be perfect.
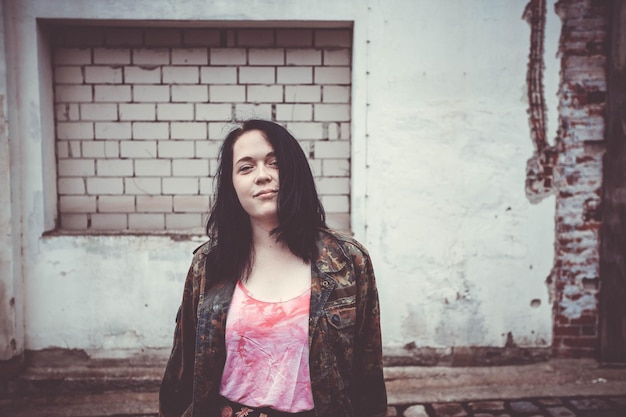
<box><xmin>232</xmin><ymin>129</ymin><xmax>280</xmax><ymax>228</ymax></box>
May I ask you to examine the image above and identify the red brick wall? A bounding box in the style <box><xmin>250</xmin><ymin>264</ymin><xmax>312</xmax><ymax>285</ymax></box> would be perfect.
<box><xmin>552</xmin><ymin>0</ymin><xmax>608</xmax><ymax>357</ymax></box>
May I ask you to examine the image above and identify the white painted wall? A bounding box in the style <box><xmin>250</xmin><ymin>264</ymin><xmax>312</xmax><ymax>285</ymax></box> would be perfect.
<box><xmin>2</xmin><ymin>0</ymin><xmax>560</xmax><ymax>357</ymax></box>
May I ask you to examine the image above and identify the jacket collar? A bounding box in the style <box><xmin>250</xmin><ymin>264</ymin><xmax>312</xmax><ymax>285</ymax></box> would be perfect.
<box><xmin>314</xmin><ymin>229</ymin><xmax>347</xmax><ymax>274</ymax></box>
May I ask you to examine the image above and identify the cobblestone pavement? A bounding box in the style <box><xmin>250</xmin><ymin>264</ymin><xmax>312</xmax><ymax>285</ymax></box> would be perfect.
<box><xmin>389</xmin><ymin>396</ymin><xmax>626</xmax><ymax>417</ymax></box>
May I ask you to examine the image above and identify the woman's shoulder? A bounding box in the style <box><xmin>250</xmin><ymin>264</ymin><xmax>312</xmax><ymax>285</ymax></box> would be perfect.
<box><xmin>319</xmin><ymin>228</ymin><xmax>371</xmax><ymax>259</ymax></box>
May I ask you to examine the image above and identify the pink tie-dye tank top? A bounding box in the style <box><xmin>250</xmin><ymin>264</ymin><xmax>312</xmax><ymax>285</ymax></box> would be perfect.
<box><xmin>219</xmin><ymin>280</ymin><xmax>314</xmax><ymax>412</ymax></box>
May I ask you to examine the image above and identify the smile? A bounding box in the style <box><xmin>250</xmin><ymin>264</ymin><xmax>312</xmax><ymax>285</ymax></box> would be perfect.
<box><xmin>254</xmin><ymin>189</ymin><xmax>278</xmax><ymax>198</ymax></box>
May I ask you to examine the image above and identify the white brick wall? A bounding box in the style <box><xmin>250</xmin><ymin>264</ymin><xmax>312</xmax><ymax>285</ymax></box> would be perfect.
<box><xmin>53</xmin><ymin>26</ymin><xmax>352</xmax><ymax>231</ymax></box>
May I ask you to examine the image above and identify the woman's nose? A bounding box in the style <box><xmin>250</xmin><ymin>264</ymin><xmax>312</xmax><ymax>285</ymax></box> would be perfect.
<box><xmin>254</xmin><ymin>165</ymin><xmax>272</xmax><ymax>184</ymax></box>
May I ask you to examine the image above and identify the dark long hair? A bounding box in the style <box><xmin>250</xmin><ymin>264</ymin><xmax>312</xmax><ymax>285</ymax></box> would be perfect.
<box><xmin>205</xmin><ymin>119</ymin><xmax>327</xmax><ymax>282</ymax></box>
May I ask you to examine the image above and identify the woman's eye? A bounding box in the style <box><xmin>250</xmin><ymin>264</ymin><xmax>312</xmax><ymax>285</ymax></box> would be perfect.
<box><xmin>238</xmin><ymin>165</ymin><xmax>252</xmax><ymax>173</ymax></box>
<box><xmin>269</xmin><ymin>159</ymin><xmax>278</xmax><ymax>167</ymax></box>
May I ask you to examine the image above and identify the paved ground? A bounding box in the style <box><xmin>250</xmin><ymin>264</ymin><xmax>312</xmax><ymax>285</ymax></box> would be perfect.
<box><xmin>1</xmin><ymin>358</ymin><xmax>625</xmax><ymax>417</ymax></box>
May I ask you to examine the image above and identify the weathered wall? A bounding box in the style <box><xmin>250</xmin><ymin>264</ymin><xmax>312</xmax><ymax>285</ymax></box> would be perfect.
<box><xmin>550</xmin><ymin>0</ymin><xmax>608</xmax><ymax>358</ymax></box>
<box><xmin>0</xmin><ymin>0</ymin><xmax>25</xmax><ymax>364</ymax></box>
<box><xmin>1</xmin><ymin>0</ymin><xmax>606</xmax><ymax>363</ymax></box>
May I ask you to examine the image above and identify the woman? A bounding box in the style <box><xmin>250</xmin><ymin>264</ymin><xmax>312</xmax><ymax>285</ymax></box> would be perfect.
<box><xmin>159</xmin><ymin>119</ymin><xmax>387</xmax><ymax>417</ymax></box>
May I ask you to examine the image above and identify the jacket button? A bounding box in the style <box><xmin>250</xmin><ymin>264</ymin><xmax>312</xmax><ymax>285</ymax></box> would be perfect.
<box><xmin>332</xmin><ymin>315</ymin><xmax>340</xmax><ymax>325</ymax></box>
<box><xmin>321</xmin><ymin>281</ymin><xmax>330</xmax><ymax>288</ymax></box>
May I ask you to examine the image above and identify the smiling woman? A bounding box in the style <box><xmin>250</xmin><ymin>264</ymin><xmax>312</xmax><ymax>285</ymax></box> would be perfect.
<box><xmin>159</xmin><ymin>119</ymin><xmax>387</xmax><ymax>417</ymax></box>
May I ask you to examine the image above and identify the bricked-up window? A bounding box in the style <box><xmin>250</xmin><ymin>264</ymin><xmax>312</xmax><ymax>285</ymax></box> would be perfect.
<box><xmin>53</xmin><ymin>26</ymin><xmax>352</xmax><ymax>232</ymax></box>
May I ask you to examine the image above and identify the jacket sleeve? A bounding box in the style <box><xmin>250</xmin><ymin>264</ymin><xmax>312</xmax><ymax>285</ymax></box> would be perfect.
<box><xmin>158</xmin><ymin>252</ymin><xmax>204</xmax><ymax>417</ymax></box>
<box><xmin>351</xmin><ymin>245</ymin><xmax>388</xmax><ymax>417</ymax></box>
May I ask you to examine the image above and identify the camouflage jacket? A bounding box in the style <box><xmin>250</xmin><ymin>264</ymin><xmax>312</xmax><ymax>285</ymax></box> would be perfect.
<box><xmin>159</xmin><ymin>229</ymin><xmax>387</xmax><ymax>417</ymax></box>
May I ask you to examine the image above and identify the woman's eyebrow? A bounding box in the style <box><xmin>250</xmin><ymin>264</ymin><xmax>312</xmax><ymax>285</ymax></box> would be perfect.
<box><xmin>234</xmin><ymin>152</ymin><xmax>275</xmax><ymax>165</ymax></box>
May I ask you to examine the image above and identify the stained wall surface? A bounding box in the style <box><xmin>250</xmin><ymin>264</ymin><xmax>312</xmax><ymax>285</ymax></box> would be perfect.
<box><xmin>1</xmin><ymin>0</ymin><xmax>567</xmax><ymax>361</ymax></box>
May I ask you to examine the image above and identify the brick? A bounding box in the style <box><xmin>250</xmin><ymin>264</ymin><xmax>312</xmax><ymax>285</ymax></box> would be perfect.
<box><xmin>58</xmin><ymin>159</ymin><xmax>95</xmax><ymax>176</ymax></box>
<box><xmin>159</xmin><ymin>140</ymin><xmax>195</xmax><ymax>158</ymax></box>
<box><xmin>316</xmin><ymin>177</ymin><xmax>349</xmax><ymax>194</ymax></box>
<box><xmin>95</xmin><ymin>122</ymin><xmax>131</xmax><ymax>139</ymax></box>
<box><xmin>200</xmin><ymin>67</ymin><xmax>237</xmax><ymax>84</ymax></box>
<box><xmin>166</xmin><ymin>214</ymin><xmax>203</xmax><ymax>229</ymax></box>
<box><xmin>59</xmin><ymin>196</ymin><xmax>97</xmax><ymax>213</ymax></box>
<box><xmin>234</xmin><ymin>104</ymin><xmax>272</xmax><ymax>120</ymax></box>
<box><xmin>98</xmin><ymin>195</ymin><xmax>134</xmax><ymax>212</ymax></box>
<box><xmin>63</xmin><ymin>27</ymin><xmax>104</xmax><ymax>47</ymax></box>
<box><xmin>246</xmin><ymin>85</ymin><xmax>283</xmax><ymax>103</ymax></box>
<box><xmin>308</xmin><ymin>158</ymin><xmax>321</xmax><ymax>175</ymax></box>
<box><xmin>210</xmin><ymin>48</ymin><xmax>246</xmax><ymax>65</ymax></box>
<box><xmin>57</xmin><ymin>141</ymin><xmax>69</xmax><ymax>158</ymax></box>
<box><xmin>55</xmin><ymin>85</ymin><xmax>93</xmax><ymax>103</ymax></box>
<box><xmin>133</xmin><ymin>85</ymin><xmax>170</xmax><ymax>102</ymax></box>
<box><xmin>314</xmin><ymin>29</ymin><xmax>352</xmax><ymax>47</ymax></box>
<box><xmin>68</xmin><ymin>141</ymin><xmax>84</xmax><ymax>158</ymax></box>
<box><xmin>96</xmin><ymin>159</ymin><xmax>133</xmax><ymax>176</ymax></box>
<box><xmin>200</xmin><ymin>177</ymin><xmax>213</xmax><ymax>194</ymax></box>
<box><xmin>55</xmin><ymin>48</ymin><xmax>91</xmax><ymax>65</ymax></box>
<box><xmin>277</xmin><ymin>67</ymin><xmax>313</xmax><ymax>84</ymax></box>
<box><xmin>58</xmin><ymin>178</ymin><xmax>86</xmax><ymax>194</ymax></box>
<box><xmin>133</xmin><ymin>48</ymin><xmax>170</xmax><ymax>65</ymax></box>
<box><xmin>133</xmin><ymin>122</ymin><xmax>169</xmax><ymax>140</ymax></box>
<box><xmin>323</xmin><ymin>159</ymin><xmax>349</xmax><ymax>176</ymax></box>
<box><xmin>82</xmin><ymin>141</ymin><xmax>115</xmax><ymax>158</ymax></box>
<box><xmin>56</xmin><ymin>103</ymin><xmax>80</xmax><ymax>121</ymax></box>
<box><xmin>163</xmin><ymin>177</ymin><xmax>200</xmax><ymax>194</ymax></box>
<box><xmin>172</xmin><ymin>48</ymin><xmax>208</xmax><ymax>65</ymax></box>
<box><xmin>134</xmin><ymin>159</ymin><xmax>172</xmax><ymax>176</ymax></box>
<box><xmin>275</xmin><ymin>104</ymin><xmax>312</xmax><ymax>121</ymax></box>
<box><xmin>195</xmin><ymin>141</ymin><xmax>221</xmax><ymax>158</ymax></box>
<box><xmin>125</xmin><ymin>177</ymin><xmax>161</xmax><ymax>195</ymax></box>
<box><xmin>173</xmin><ymin>159</ymin><xmax>209</xmax><ymax>176</ymax></box>
<box><xmin>239</xmin><ymin>67</ymin><xmax>275</xmax><ymax>84</ymax></box>
<box><xmin>322</xmin><ymin>195</ymin><xmax>349</xmax><ymax>212</ymax></box>
<box><xmin>93</xmin><ymin>48</ymin><xmax>131</xmax><ymax>65</ymax></box>
<box><xmin>402</xmin><ymin>405</ymin><xmax>426</xmax><ymax>417</ymax></box>
<box><xmin>171</xmin><ymin>122</ymin><xmax>207</xmax><ymax>139</ymax></box>
<box><xmin>136</xmin><ymin>196</ymin><xmax>173</xmax><ymax>212</ymax></box>
<box><xmin>324</xmin><ymin>48</ymin><xmax>351</xmax><ymax>65</ymax></box>
<box><xmin>510</xmin><ymin>401</ymin><xmax>540</xmax><ymax>414</ymax></box>
<box><xmin>323</xmin><ymin>86</ymin><xmax>350</xmax><ymax>103</ymax></box>
<box><xmin>91</xmin><ymin>214</ymin><xmax>128</xmax><ymax>230</ymax></box>
<box><xmin>104</xmin><ymin>28</ymin><xmax>143</xmax><ymax>47</ymax></box>
<box><xmin>60</xmin><ymin>214</ymin><xmax>88</xmax><ymax>229</ymax></box>
<box><xmin>340</xmin><ymin>122</ymin><xmax>350</xmax><ymax>139</ymax></box>
<box><xmin>94</xmin><ymin>85</ymin><xmax>131</xmax><ymax>102</ymax></box>
<box><xmin>171</xmin><ymin>85</ymin><xmax>208</xmax><ymax>102</ymax></box>
<box><xmin>124</xmin><ymin>66</ymin><xmax>161</xmax><ymax>84</ymax></box>
<box><xmin>237</xmin><ymin>29</ymin><xmax>274</xmax><ymax>47</ymax></box>
<box><xmin>248</xmin><ymin>49</ymin><xmax>284</xmax><ymax>65</ymax></box>
<box><xmin>121</xmin><ymin>141</ymin><xmax>157</xmax><ymax>158</ymax></box>
<box><xmin>173</xmin><ymin>195</ymin><xmax>210</xmax><ymax>212</ymax></box>
<box><xmin>315</xmin><ymin>140</ymin><xmax>350</xmax><ymax>158</ymax></box>
<box><xmin>276</xmin><ymin>29</ymin><xmax>313</xmax><ymax>47</ymax></box>
<box><xmin>84</xmin><ymin>66</ymin><xmax>123</xmax><ymax>84</ymax></box>
<box><xmin>210</xmin><ymin>85</ymin><xmax>246</xmax><ymax>102</ymax></box>
<box><xmin>128</xmin><ymin>213</ymin><xmax>165</xmax><ymax>230</ymax></box>
<box><xmin>285</xmin><ymin>122</ymin><xmax>324</xmax><ymax>140</ymax></box>
<box><xmin>80</xmin><ymin>103</ymin><xmax>118</xmax><ymax>121</ymax></box>
<box><xmin>314</xmin><ymin>104</ymin><xmax>350</xmax><ymax>121</ymax></box>
<box><xmin>286</xmin><ymin>49</ymin><xmax>321</xmax><ymax>65</ymax></box>
<box><xmin>315</xmin><ymin>67</ymin><xmax>351</xmax><ymax>84</ymax></box>
<box><xmin>208</xmin><ymin>122</ymin><xmax>239</xmax><ymax>140</ymax></box>
<box><xmin>157</xmin><ymin>103</ymin><xmax>194</xmax><ymax>121</ymax></box>
<box><xmin>195</xmin><ymin>103</ymin><xmax>232</xmax><ymax>121</ymax></box>
<box><xmin>55</xmin><ymin>66</ymin><xmax>83</xmax><ymax>84</ymax></box>
<box><xmin>183</xmin><ymin>29</ymin><xmax>221</xmax><ymax>47</ymax></box>
<box><xmin>119</xmin><ymin>104</ymin><xmax>156</xmax><ymax>121</ymax></box>
<box><xmin>145</xmin><ymin>29</ymin><xmax>182</xmax><ymax>47</ymax></box>
<box><xmin>163</xmin><ymin>66</ymin><xmax>199</xmax><ymax>84</ymax></box>
<box><xmin>57</xmin><ymin>122</ymin><xmax>94</xmax><ymax>140</ymax></box>
<box><xmin>285</xmin><ymin>85</ymin><xmax>321</xmax><ymax>103</ymax></box>
<box><xmin>467</xmin><ymin>401</ymin><xmax>506</xmax><ymax>412</ymax></box>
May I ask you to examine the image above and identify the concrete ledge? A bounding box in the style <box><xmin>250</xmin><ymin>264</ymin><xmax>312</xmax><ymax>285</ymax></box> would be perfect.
<box><xmin>385</xmin><ymin>359</ymin><xmax>626</xmax><ymax>404</ymax></box>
